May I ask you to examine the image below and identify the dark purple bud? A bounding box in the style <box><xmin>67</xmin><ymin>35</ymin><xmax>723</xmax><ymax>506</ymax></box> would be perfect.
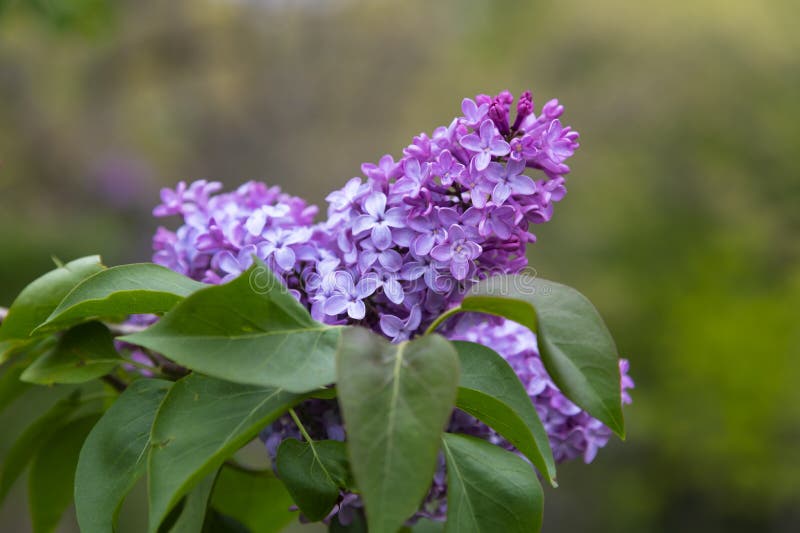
<box><xmin>512</xmin><ymin>90</ymin><xmax>534</xmax><ymax>131</ymax></box>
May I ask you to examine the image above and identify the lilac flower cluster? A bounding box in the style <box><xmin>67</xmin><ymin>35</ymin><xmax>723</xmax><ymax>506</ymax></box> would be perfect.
<box><xmin>152</xmin><ymin>90</ymin><xmax>578</xmax><ymax>335</ymax></box>
<box><xmin>148</xmin><ymin>90</ymin><xmax>629</xmax><ymax>524</ymax></box>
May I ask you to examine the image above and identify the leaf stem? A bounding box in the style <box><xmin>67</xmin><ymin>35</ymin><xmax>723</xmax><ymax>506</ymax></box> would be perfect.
<box><xmin>423</xmin><ymin>306</ymin><xmax>463</xmax><ymax>336</ymax></box>
<box><xmin>289</xmin><ymin>408</ymin><xmax>315</xmax><ymax>444</ymax></box>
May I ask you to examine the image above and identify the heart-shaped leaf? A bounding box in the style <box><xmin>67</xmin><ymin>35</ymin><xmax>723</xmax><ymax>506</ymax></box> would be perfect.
<box><xmin>442</xmin><ymin>433</ymin><xmax>543</xmax><ymax>533</ymax></box>
<box><xmin>336</xmin><ymin>328</ymin><xmax>460</xmax><ymax>533</ymax></box>
<box><xmin>21</xmin><ymin>322</ymin><xmax>120</xmax><ymax>385</ymax></box>
<box><xmin>36</xmin><ymin>263</ymin><xmax>205</xmax><ymax>334</ymax></box>
<box><xmin>276</xmin><ymin>438</ymin><xmax>350</xmax><ymax>521</ymax></box>
<box><xmin>75</xmin><ymin>379</ymin><xmax>172</xmax><ymax>533</ymax></box>
<box><xmin>461</xmin><ymin>276</ymin><xmax>625</xmax><ymax>437</ymax></box>
<box><xmin>29</xmin><ymin>414</ymin><xmax>101</xmax><ymax>533</ymax></box>
<box><xmin>147</xmin><ymin>373</ymin><xmax>302</xmax><ymax>532</ymax></box>
<box><xmin>453</xmin><ymin>341</ymin><xmax>556</xmax><ymax>485</ymax></box>
<box><xmin>122</xmin><ymin>261</ymin><xmax>340</xmax><ymax>393</ymax></box>
<box><xmin>0</xmin><ymin>256</ymin><xmax>104</xmax><ymax>359</ymax></box>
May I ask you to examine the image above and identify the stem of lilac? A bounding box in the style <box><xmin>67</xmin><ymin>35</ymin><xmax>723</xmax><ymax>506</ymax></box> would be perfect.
<box><xmin>102</xmin><ymin>374</ymin><xmax>128</xmax><ymax>392</ymax></box>
<box><xmin>423</xmin><ymin>306</ymin><xmax>463</xmax><ymax>336</ymax></box>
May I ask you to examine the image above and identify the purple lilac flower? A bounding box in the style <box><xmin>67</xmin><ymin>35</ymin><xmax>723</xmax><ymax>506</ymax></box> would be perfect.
<box><xmin>146</xmin><ymin>90</ymin><xmax>630</xmax><ymax>525</ymax></box>
<box><xmin>481</xmin><ymin>158</ymin><xmax>536</xmax><ymax>205</ymax></box>
<box><xmin>459</xmin><ymin>119</ymin><xmax>510</xmax><ymax>171</ymax></box>
<box><xmin>430</xmin><ymin>225</ymin><xmax>482</xmax><ymax>280</ymax></box>
<box><xmin>322</xmin><ymin>271</ymin><xmax>378</xmax><ymax>320</ymax></box>
<box><xmin>351</xmin><ymin>192</ymin><xmax>406</xmax><ymax>250</ymax></box>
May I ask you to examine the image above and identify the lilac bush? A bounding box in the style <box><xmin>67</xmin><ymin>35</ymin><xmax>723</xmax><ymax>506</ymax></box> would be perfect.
<box><xmin>148</xmin><ymin>89</ymin><xmax>633</xmax><ymax>523</ymax></box>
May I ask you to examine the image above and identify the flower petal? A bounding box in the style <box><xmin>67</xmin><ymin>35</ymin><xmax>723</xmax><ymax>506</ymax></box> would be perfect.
<box><xmin>383</xmin><ymin>279</ymin><xmax>405</xmax><ymax>304</ymax></box>
<box><xmin>323</xmin><ymin>295</ymin><xmax>349</xmax><ymax>316</ymax></box>
<box><xmin>430</xmin><ymin>244</ymin><xmax>452</xmax><ymax>262</ymax></box>
<box><xmin>371</xmin><ymin>224</ymin><xmax>393</xmax><ymax>250</ymax></box>
<box><xmin>364</xmin><ymin>192</ymin><xmax>387</xmax><ymax>218</ymax></box>
<box><xmin>347</xmin><ymin>300</ymin><xmax>366</xmax><ymax>320</ymax></box>
<box><xmin>352</xmin><ymin>215</ymin><xmax>375</xmax><ymax>236</ymax></box>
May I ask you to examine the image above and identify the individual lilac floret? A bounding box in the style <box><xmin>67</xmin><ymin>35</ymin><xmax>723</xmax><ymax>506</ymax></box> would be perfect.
<box><xmin>430</xmin><ymin>225</ymin><xmax>482</xmax><ymax>280</ymax></box>
<box><xmin>379</xmin><ymin>305</ymin><xmax>422</xmax><ymax>342</ymax></box>
<box><xmin>351</xmin><ymin>192</ymin><xmax>406</xmax><ymax>250</ymax></box>
<box><xmin>322</xmin><ymin>271</ymin><xmax>378</xmax><ymax>320</ymax></box>
<box><xmin>481</xmin><ymin>158</ymin><xmax>536</xmax><ymax>205</ymax></box>
<box><xmin>459</xmin><ymin>119</ymin><xmax>510</xmax><ymax>170</ymax></box>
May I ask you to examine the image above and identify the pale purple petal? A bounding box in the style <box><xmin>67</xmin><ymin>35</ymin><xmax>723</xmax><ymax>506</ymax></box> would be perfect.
<box><xmin>459</xmin><ymin>133</ymin><xmax>482</xmax><ymax>153</ymax></box>
<box><xmin>437</xmin><ymin>207</ymin><xmax>460</xmax><ymax>227</ymax></box>
<box><xmin>323</xmin><ymin>295</ymin><xmax>349</xmax><ymax>316</ymax></box>
<box><xmin>379</xmin><ymin>249</ymin><xmax>403</xmax><ymax>271</ymax></box>
<box><xmin>355</xmin><ymin>276</ymin><xmax>379</xmax><ymax>298</ymax></box>
<box><xmin>511</xmin><ymin>175</ymin><xmax>537</xmax><ymax>195</ymax></box>
<box><xmin>430</xmin><ymin>244</ymin><xmax>452</xmax><ymax>262</ymax></box>
<box><xmin>384</xmin><ymin>208</ymin><xmax>407</xmax><ymax>228</ymax></box>
<box><xmin>371</xmin><ymin>224</ymin><xmax>393</xmax><ymax>250</ymax></box>
<box><xmin>352</xmin><ymin>215</ymin><xmax>375</xmax><ymax>236</ymax></box>
<box><xmin>383</xmin><ymin>279</ymin><xmax>404</xmax><ymax>304</ymax></box>
<box><xmin>217</xmin><ymin>251</ymin><xmax>241</xmax><ymax>276</ymax></box>
<box><xmin>364</xmin><ymin>193</ymin><xmax>386</xmax><ymax>218</ymax></box>
<box><xmin>489</xmin><ymin>138</ymin><xmax>511</xmax><ymax>156</ymax></box>
<box><xmin>450</xmin><ymin>259</ymin><xmax>469</xmax><ymax>280</ymax></box>
<box><xmin>380</xmin><ymin>314</ymin><xmax>404</xmax><ymax>338</ymax></box>
<box><xmin>245</xmin><ymin>209</ymin><xmax>267</xmax><ymax>236</ymax></box>
<box><xmin>413</xmin><ymin>233</ymin><xmax>435</xmax><ymax>256</ymax></box>
<box><xmin>474</xmin><ymin>151</ymin><xmax>491</xmax><ymax>171</ymax></box>
<box><xmin>274</xmin><ymin>247</ymin><xmax>296</xmax><ymax>271</ymax></box>
<box><xmin>347</xmin><ymin>300</ymin><xmax>366</xmax><ymax>320</ymax></box>
<box><xmin>492</xmin><ymin>182</ymin><xmax>512</xmax><ymax>205</ymax></box>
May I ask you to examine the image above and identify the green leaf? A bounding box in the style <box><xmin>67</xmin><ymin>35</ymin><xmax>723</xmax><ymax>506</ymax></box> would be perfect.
<box><xmin>0</xmin><ymin>256</ymin><xmax>105</xmax><ymax>353</ymax></box>
<box><xmin>147</xmin><ymin>373</ymin><xmax>302</xmax><ymax>532</ymax></box>
<box><xmin>28</xmin><ymin>414</ymin><xmax>100</xmax><ymax>533</ymax></box>
<box><xmin>75</xmin><ymin>378</ymin><xmax>173</xmax><ymax>533</ymax></box>
<box><xmin>0</xmin><ymin>361</ymin><xmax>32</xmax><ymax>416</ymax></box>
<box><xmin>211</xmin><ymin>466</ymin><xmax>297</xmax><ymax>533</ymax></box>
<box><xmin>20</xmin><ymin>322</ymin><xmax>120</xmax><ymax>385</ymax></box>
<box><xmin>122</xmin><ymin>261</ymin><xmax>340</xmax><ymax>393</ymax></box>
<box><xmin>276</xmin><ymin>438</ymin><xmax>350</xmax><ymax>521</ymax></box>
<box><xmin>166</xmin><ymin>471</ymin><xmax>219</xmax><ymax>533</ymax></box>
<box><xmin>464</xmin><ymin>276</ymin><xmax>625</xmax><ymax>437</ymax></box>
<box><xmin>452</xmin><ymin>341</ymin><xmax>556</xmax><ymax>485</ymax></box>
<box><xmin>410</xmin><ymin>519</ymin><xmax>444</xmax><ymax>533</ymax></box>
<box><xmin>461</xmin><ymin>295</ymin><xmax>537</xmax><ymax>332</ymax></box>
<box><xmin>441</xmin><ymin>433</ymin><xmax>543</xmax><ymax>533</ymax></box>
<box><xmin>200</xmin><ymin>509</ymin><xmax>251</xmax><ymax>533</ymax></box>
<box><xmin>336</xmin><ymin>328</ymin><xmax>460</xmax><ymax>533</ymax></box>
<box><xmin>0</xmin><ymin>390</ymin><xmax>83</xmax><ymax>504</ymax></box>
<box><xmin>35</xmin><ymin>263</ymin><xmax>205</xmax><ymax>334</ymax></box>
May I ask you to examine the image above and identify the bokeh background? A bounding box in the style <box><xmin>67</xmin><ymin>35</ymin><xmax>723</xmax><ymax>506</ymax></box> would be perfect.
<box><xmin>1</xmin><ymin>0</ymin><xmax>798</xmax><ymax>531</ymax></box>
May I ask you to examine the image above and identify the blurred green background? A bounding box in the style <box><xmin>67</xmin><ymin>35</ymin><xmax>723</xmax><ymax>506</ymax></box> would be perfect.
<box><xmin>1</xmin><ymin>0</ymin><xmax>798</xmax><ymax>531</ymax></box>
